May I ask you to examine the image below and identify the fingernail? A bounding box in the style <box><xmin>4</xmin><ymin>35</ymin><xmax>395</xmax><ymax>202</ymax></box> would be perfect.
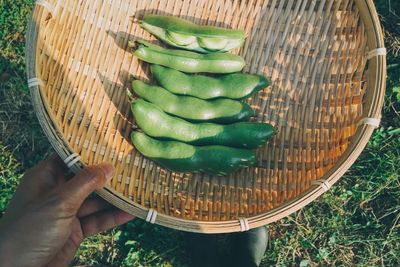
<box><xmin>98</xmin><ymin>163</ymin><xmax>115</xmax><ymax>180</ymax></box>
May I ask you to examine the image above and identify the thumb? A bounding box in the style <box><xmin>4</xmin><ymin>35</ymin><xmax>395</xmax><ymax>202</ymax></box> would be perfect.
<box><xmin>58</xmin><ymin>163</ymin><xmax>115</xmax><ymax>212</ymax></box>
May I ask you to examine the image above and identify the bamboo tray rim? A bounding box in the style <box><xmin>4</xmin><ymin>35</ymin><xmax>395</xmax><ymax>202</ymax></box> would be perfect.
<box><xmin>26</xmin><ymin>0</ymin><xmax>386</xmax><ymax>233</ymax></box>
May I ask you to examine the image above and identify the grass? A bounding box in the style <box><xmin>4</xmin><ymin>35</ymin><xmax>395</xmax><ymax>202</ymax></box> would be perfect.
<box><xmin>0</xmin><ymin>0</ymin><xmax>399</xmax><ymax>266</ymax></box>
<box><xmin>264</xmin><ymin>136</ymin><xmax>400</xmax><ymax>266</ymax></box>
<box><xmin>0</xmin><ymin>146</ymin><xmax>21</xmax><ymax>215</ymax></box>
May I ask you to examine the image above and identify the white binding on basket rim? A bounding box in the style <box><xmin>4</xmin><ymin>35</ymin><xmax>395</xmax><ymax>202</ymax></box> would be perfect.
<box><xmin>28</xmin><ymin>77</ymin><xmax>44</xmax><ymax>88</ymax></box>
<box><xmin>239</xmin><ymin>218</ymin><xmax>250</xmax><ymax>232</ymax></box>
<box><xmin>358</xmin><ymin>117</ymin><xmax>381</xmax><ymax>128</ymax></box>
<box><xmin>146</xmin><ymin>208</ymin><xmax>157</xmax><ymax>224</ymax></box>
<box><xmin>321</xmin><ymin>180</ymin><xmax>331</xmax><ymax>192</ymax></box>
<box><xmin>366</xmin><ymin>47</ymin><xmax>386</xmax><ymax>60</ymax></box>
<box><xmin>64</xmin><ymin>153</ymin><xmax>81</xmax><ymax>168</ymax></box>
<box><xmin>312</xmin><ymin>180</ymin><xmax>332</xmax><ymax>192</ymax></box>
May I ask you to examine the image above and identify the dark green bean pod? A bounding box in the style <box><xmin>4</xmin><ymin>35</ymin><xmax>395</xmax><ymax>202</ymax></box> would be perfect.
<box><xmin>132</xmin><ymin>99</ymin><xmax>275</xmax><ymax>149</ymax></box>
<box><xmin>131</xmin><ymin>41</ymin><xmax>245</xmax><ymax>73</ymax></box>
<box><xmin>132</xmin><ymin>132</ymin><xmax>257</xmax><ymax>175</ymax></box>
<box><xmin>151</xmin><ymin>65</ymin><xmax>269</xmax><ymax>99</ymax></box>
<box><xmin>140</xmin><ymin>14</ymin><xmax>245</xmax><ymax>53</ymax></box>
<box><xmin>132</xmin><ymin>80</ymin><xmax>254</xmax><ymax>123</ymax></box>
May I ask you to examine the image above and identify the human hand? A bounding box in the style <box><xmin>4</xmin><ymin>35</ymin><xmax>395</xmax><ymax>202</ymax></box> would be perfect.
<box><xmin>0</xmin><ymin>155</ymin><xmax>134</xmax><ymax>267</ymax></box>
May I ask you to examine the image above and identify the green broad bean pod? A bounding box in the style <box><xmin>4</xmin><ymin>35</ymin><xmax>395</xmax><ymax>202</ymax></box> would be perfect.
<box><xmin>131</xmin><ymin>132</ymin><xmax>257</xmax><ymax>175</ymax></box>
<box><xmin>140</xmin><ymin>14</ymin><xmax>245</xmax><ymax>53</ymax></box>
<box><xmin>151</xmin><ymin>65</ymin><xmax>269</xmax><ymax>99</ymax></box>
<box><xmin>132</xmin><ymin>80</ymin><xmax>254</xmax><ymax>123</ymax></box>
<box><xmin>131</xmin><ymin>99</ymin><xmax>275</xmax><ymax>149</ymax></box>
<box><xmin>131</xmin><ymin>41</ymin><xmax>245</xmax><ymax>73</ymax></box>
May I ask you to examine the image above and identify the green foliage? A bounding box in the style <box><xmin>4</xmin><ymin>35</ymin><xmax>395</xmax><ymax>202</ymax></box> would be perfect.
<box><xmin>72</xmin><ymin>231</ymin><xmax>121</xmax><ymax>266</ymax></box>
<box><xmin>0</xmin><ymin>81</ymin><xmax>52</xmax><ymax>168</ymax></box>
<box><xmin>0</xmin><ymin>0</ymin><xmax>34</xmax><ymax>77</ymax></box>
<box><xmin>393</xmin><ymin>86</ymin><xmax>400</xmax><ymax>103</ymax></box>
<box><xmin>0</xmin><ymin>0</ymin><xmax>50</xmax><ymax>168</ymax></box>
<box><xmin>0</xmin><ymin>1</ymin><xmax>33</xmax><ymax>216</ymax></box>
<box><xmin>72</xmin><ymin>221</ymin><xmax>188</xmax><ymax>266</ymax></box>
<box><xmin>115</xmin><ymin>220</ymin><xmax>187</xmax><ymax>267</ymax></box>
<box><xmin>376</xmin><ymin>0</ymin><xmax>400</xmax><ymax>63</ymax></box>
<box><xmin>0</xmin><ymin>146</ymin><xmax>21</xmax><ymax>216</ymax></box>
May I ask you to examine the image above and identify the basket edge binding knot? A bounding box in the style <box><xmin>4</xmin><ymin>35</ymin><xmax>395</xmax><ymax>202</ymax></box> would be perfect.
<box><xmin>28</xmin><ymin>77</ymin><xmax>44</xmax><ymax>88</ymax></box>
<box><xmin>312</xmin><ymin>179</ymin><xmax>332</xmax><ymax>192</ymax></box>
<box><xmin>366</xmin><ymin>47</ymin><xmax>387</xmax><ymax>60</ymax></box>
<box><xmin>146</xmin><ymin>208</ymin><xmax>158</xmax><ymax>224</ymax></box>
<box><xmin>239</xmin><ymin>217</ymin><xmax>250</xmax><ymax>232</ymax></box>
<box><xmin>63</xmin><ymin>153</ymin><xmax>81</xmax><ymax>168</ymax></box>
<box><xmin>358</xmin><ymin>117</ymin><xmax>381</xmax><ymax>128</ymax></box>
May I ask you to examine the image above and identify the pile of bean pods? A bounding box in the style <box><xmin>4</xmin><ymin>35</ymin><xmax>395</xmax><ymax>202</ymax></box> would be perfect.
<box><xmin>130</xmin><ymin>14</ymin><xmax>275</xmax><ymax>176</ymax></box>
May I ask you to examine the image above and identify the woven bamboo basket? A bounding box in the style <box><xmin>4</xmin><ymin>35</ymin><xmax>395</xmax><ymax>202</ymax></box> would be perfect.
<box><xmin>26</xmin><ymin>0</ymin><xmax>386</xmax><ymax>233</ymax></box>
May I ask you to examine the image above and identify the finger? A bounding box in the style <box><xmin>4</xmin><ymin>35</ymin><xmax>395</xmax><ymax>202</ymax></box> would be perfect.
<box><xmin>45</xmin><ymin>153</ymin><xmax>70</xmax><ymax>179</ymax></box>
<box><xmin>38</xmin><ymin>153</ymin><xmax>69</xmax><ymax>176</ymax></box>
<box><xmin>81</xmin><ymin>208</ymin><xmax>134</xmax><ymax>237</ymax></box>
<box><xmin>45</xmin><ymin>218</ymin><xmax>83</xmax><ymax>267</ymax></box>
<box><xmin>57</xmin><ymin>163</ymin><xmax>115</xmax><ymax>211</ymax></box>
<box><xmin>77</xmin><ymin>196</ymin><xmax>113</xmax><ymax>218</ymax></box>
<box><xmin>6</xmin><ymin>154</ymin><xmax>70</xmax><ymax>215</ymax></box>
<box><xmin>44</xmin><ymin>239</ymin><xmax>78</xmax><ymax>267</ymax></box>
<box><xmin>23</xmin><ymin>153</ymin><xmax>69</xmax><ymax>188</ymax></box>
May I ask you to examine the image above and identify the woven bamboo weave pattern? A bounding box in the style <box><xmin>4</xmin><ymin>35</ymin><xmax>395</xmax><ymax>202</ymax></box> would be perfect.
<box><xmin>27</xmin><ymin>0</ymin><xmax>386</xmax><ymax>233</ymax></box>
